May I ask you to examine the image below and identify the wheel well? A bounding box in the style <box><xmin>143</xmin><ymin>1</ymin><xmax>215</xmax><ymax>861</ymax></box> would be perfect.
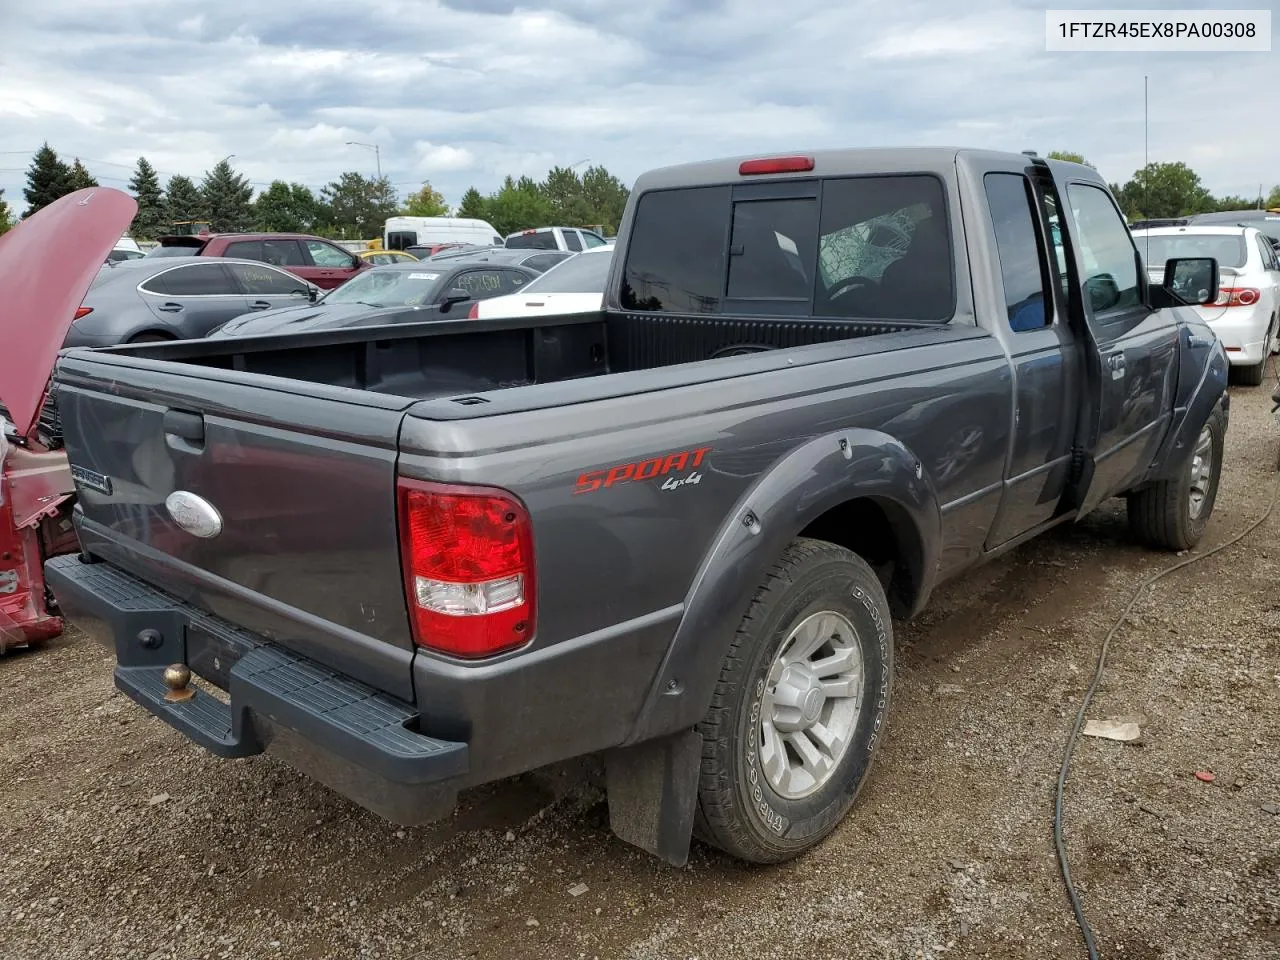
<box><xmin>799</xmin><ymin>496</ymin><xmax>924</xmax><ymax>618</ymax></box>
<box><xmin>127</xmin><ymin>330</ymin><xmax>177</xmax><ymax>344</ymax></box>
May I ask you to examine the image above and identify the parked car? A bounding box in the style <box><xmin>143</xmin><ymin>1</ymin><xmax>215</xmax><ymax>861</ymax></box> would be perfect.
<box><xmin>145</xmin><ymin>232</ymin><xmax>372</xmax><ymax>289</ymax></box>
<box><xmin>404</xmin><ymin>243</ymin><xmax>472</xmax><ymax>260</ymax></box>
<box><xmin>384</xmin><ymin>216</ymin><xmax>502</xmax><ymax>252</ymax></box>
<box><xmin>1131</xmin><ymin>224</ymin><xmax>1280</xmax><ymax>384</ymax></box>
<box><xmin>359</xmin><ymin>249</ymin><xmax>419</xmax><ymax>266</ymax></box>
<box><xmin>46</xmin><ymin>150</ymin><xmax>1230</xmax><ymax>869</ymax></box>
<box><xmin>108</xmin><ymin>236</ymin><xmax>145</xmax><ymax>262</ymax></box>
<box><xmin>472</xmin><ymin>246</ymin><xmax>612</xmax><ymax>319</ymax></box>
<box><xmin>504</xmin><ymin>225</ymin><xmax>609</xmax><ymax>253</ymax></box>
<box><xmin>66</xmin><ymin>258</ymin><xmax>320</xmax><ymax>346</ymax></box>
<box><xmin>425</xmin><ymin>245</ymin><xmax>575</xmax><ymax>274</ymax></box>
<box><xmin>0</xmin><ymin>187</ymin><xmax>139</xmax><ymax>650</ymax></box>
<box><xmin>208</xmin><ymin>260</ymin><xmax>539</xmax><ymax>338</ymax></box>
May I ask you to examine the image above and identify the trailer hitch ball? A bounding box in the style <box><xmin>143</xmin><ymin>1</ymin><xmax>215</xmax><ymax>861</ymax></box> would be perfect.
<box><xmin>162</xmin><ymin>663</ymin><xmax>195</xmax><ymax>703</ymax></box>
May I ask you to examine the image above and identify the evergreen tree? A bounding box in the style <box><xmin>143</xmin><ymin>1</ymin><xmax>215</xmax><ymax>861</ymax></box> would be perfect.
<box><xmin>0</xmin><ymin>189</ymin><xmax>13</xmax><ymax>235</ymax></box>
<box><xmin>68</xmin><ymin>158</ymin><xmax>99</xmax><ymax>190</ymax></box>
<box><xmin>128</xmin><ymin>157</ymin><xmax>166</xmax><ymax>240</ymax></box>
<box><xmin>22</xmin><ymin>142</ymin><xmax>73</xmax><ymax>217</ymax></box>
<box><xmin>164</xmin><ymin>174</ymin><xmax>205</xmax><ymax>225</ymax></box>
<box><xmin>320</xmin><ymin>172</ymin><xmax>399</xmax><ymax>237</ymax></box>
<box><xmin>199</xmin><ymin>159</ymin><xmax>254</xmax><ymax>233</ymax></box>
<box><xmin>456</xmin><ymin>187</ymin><xmax>489</xmax><ymax>221</ymax></box>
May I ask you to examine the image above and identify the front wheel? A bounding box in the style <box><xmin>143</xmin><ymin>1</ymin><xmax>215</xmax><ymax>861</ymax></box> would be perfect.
<box><xmin>694</xmin><ymin>539</ymin><xmax>893</xmax><ymax>863</ymax></box>
<box><xmin>1127</xmin><ymin>406</ymin><xmax>1225</xmax><ymax>550</ymax></box>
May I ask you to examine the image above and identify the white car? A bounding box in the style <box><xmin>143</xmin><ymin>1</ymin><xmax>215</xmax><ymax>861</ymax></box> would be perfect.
<box><xmin>472</xmin><ymin>246</ymin><xmax>613</xmax><ymax>319</ymax></box>
<box><xmin>1132</xmin><ymin>224</ymin><xmax>1280</xmax><ymax>385</ymax></box>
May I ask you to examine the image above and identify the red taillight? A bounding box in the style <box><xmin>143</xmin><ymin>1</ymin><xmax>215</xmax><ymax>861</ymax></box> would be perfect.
<box><xmin>1213</xmin><ymin>287</ymin><xmax>1261</xmax><ymax>307</ymax></box>
<box><xmin>74</xmin><ymin>306</ymin><xmax>93</xmax><ymax>320</ymax></box>
<box><xmin>738</xmin><ymin>155</ymin><xmax>815</xmax><ymax>176</ymax></box>
<box><xmin>397</xmin><ymin>478</ymin><xmax>535</xmax><ymax>658</ymax></box>
<box><xmin>467</xmin><ymin>302</ymin><xmax>480</xmax><ymax>319</ymax></box>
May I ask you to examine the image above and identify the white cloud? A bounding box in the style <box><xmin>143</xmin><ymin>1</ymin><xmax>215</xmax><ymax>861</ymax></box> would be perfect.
<box><xmin>414</xmin><ymin>142</ymin><xmax>477</xmax><ymax>174</ymax></box>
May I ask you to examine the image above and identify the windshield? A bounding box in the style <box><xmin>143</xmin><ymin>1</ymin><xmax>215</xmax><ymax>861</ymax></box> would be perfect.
<box><xmin>1137</xmin><ymin>233</ymin><xmax>1248</xmax><ymax>270</ymax></box>
<box><xmin>523</xmin><ymin>251</ymin><xmax>612</xmax><ymax>294</ymax></box>
<box><xmin>144</xmin><ymin>244</ymin><xmax>200</xmax><ymax>258</ymax></box>
<box><xmin>321</xmin><ymin>268</ymin><xmax>445</xmax><ymax>307</ymax></box>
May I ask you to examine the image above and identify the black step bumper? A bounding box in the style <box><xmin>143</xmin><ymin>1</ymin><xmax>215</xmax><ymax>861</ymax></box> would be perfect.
<box><xmin>45</xmin><ymin>554</ymin><xmax>468</xmax><ymax>825</ymax></box>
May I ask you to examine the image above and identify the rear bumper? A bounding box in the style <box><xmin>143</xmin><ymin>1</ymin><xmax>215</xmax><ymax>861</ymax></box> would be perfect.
<box><xmin>1202</xmin><ymin>307</ymin><xmax>1272</xmax><ymax>366</ymax></box>
<box><xmin>45</xmin><ymin>553</ymin><xmax>468</xmax><ymax>825</ymax></box>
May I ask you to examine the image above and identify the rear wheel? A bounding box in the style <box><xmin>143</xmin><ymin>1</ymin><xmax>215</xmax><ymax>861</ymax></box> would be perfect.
<box><xmin>127</xmin><ymin>332</ymin><xmax>175</xmax><ymax>344</ymax></box>
<box><xmin>1127</xmin><ymin>405</ymin><xmax>1225</xmax><ymax>550</ymax></box>
<box><xmin>694</xmin><ymin>538</ymin><xmax>893</xmax><ymax>863</ymax></box>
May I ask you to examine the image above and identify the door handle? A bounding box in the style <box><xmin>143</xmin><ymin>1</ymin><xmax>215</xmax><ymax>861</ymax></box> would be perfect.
<box><xmin>157</xmin><ymin>302</ymin><xmax>184</xmax><ymax>313</ymax></box>
<box><xmin>163</xmin><ymin>409</ymin><xmax>205</xmax><ymax>453</ymax></box>
<box><xmin>1108</xmin><ymin>353</ymin><xmax>1126</xmax><ymax>379</ymax></box>
<box><xmin>249</xmin><ymin>300</ymin><xmax>272</xmax><ymax>310</ymax></box>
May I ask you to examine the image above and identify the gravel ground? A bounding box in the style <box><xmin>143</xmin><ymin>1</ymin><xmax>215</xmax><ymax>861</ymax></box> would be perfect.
<box><xmin>2</xmin><ymin>381</ymin><xmax>1278</xmax><ymax>960</ymax></box>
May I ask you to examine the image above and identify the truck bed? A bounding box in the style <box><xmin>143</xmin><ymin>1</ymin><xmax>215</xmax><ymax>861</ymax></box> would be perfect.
<box><xmin>80</xmin><ymin>310</ymin><xmax>929</xmax><ymax>403</ymax></box>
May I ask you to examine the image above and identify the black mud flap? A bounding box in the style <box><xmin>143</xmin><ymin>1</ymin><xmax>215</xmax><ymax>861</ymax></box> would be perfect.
<box><xmin>605</xmin><ymin>729</ymin><xmax>702</xmax><ymax>867</ymax></box>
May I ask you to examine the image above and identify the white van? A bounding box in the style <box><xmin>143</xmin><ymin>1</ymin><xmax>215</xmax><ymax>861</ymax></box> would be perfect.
<box><xmin>384</xmin><ymin>216</ymin><xmax>503</xmax><ymax>251</ymax></box>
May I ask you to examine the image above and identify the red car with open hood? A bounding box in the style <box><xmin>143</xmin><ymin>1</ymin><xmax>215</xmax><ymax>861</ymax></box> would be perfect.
<box><xmin>0</xmin><ymin>186</ymin><xmax>138</xmax><ymax>650</ymax></box>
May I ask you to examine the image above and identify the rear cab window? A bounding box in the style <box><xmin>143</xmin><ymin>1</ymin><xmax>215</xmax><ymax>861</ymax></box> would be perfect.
<box><xmin>621</xmin><ymin>174</ymin><xmax>954</xmax><ymax>322</ymax></box>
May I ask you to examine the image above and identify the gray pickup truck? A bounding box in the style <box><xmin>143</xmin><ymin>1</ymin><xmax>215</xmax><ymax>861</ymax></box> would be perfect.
<box><xmin>47</xmin><ymin>148</ymin><xmax>1230</xmax><ymax>867</ymax></box>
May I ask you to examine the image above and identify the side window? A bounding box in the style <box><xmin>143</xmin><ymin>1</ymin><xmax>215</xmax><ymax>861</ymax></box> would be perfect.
<box><xmin>452</xmin><ymin>270</ymin><xmax>505</xmax><ymax>298</ymax></box>
<box><xmin>228</xmin><ymin>263</ymin><xmax>306</xmax><ymax>296</ymax></box>
<box><xmin>816</xmin><ymin>175</ymin><xmax>954</xmax><ymax>322</ymax></box>
<box><xmin>983</xmin><ymin>173</ymin><xmax>1051</xmax><ymax>332</ymax></box>
<box><xmin>306</xmin><ymin>240</ymin><xmax>355</xmax><ymax>268</ymax></box>
<box><xmin>223</xmin><ymin>240</ymin><xmax>262</xmax><ymax>261</ymax></box>
<box><xmin>149</xmin><ymin>264</ymin><xmax>238</xmax><ymax>296</ymax></box>
<box><xmin>582</xmin><ymin>231</ymin><xmax>606</xmax><ymax>248</ymax></box>
<box><xmin>1064</xmin><ymin>183</ymin><xmax>1141</xmax><ymax>316</ymax></box>
<box><xmin>263</xmin><ymin>239</ymin><xmax>306</xmax><ymax>266</ymax></box>
<box><xmin>502</xmin><ymin>270</ymin><xmax>529</xmax><ymax>292</ymax></box>
<box><xmin>621</xmin><ymin>186</ymin><xmax>729</xmax><ymax>313</ymax></box>
<box><xmin>726</xmin><ymin>198</ymin><xmax>817</xmax><ymax>301</ymax></box>
<box><xmin>563</xmin><ymin>230</ymin><xmax>583</xmax><ymax>252</ymax></box>
<box><xmin>523</xmin><ymin>254</ymin><xmax>560</xmax><ymax>272</ymax></box>
<box><xmin>1256</xmin><ymin>236</ymin><xmax>1277</xmax><ymax>270</ymax></box>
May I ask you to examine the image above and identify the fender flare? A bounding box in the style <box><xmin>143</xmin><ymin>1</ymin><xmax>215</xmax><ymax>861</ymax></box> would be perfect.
<box><xmin>624</xmin><ymin>428</ymin><xmax>941</xmax><ymax>746</ymax></box>
<box><xmin>1145</xmin><ymin>336</ymin><xmax>1229</xmax><ymax>482</ymax></box>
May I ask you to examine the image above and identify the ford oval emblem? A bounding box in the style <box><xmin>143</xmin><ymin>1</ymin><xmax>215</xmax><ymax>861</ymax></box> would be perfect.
<box><xmin>164</xmin><ymin>491</ymin><xmax>223</xmax><ymax>538</ymax></box>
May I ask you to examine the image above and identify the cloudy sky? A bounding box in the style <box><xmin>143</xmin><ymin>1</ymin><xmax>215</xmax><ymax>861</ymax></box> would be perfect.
<box><xmin>0</xmin><ymin>0</ymin><xmax>1275</xmax><ymax>214</ymax></box>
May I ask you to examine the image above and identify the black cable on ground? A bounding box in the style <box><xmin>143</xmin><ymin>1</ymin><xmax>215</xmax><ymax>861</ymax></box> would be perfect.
<box><xmin>1054</xmin><ymin>388</ymin><xmax>1280</xmax><ymax>960</ymax></box>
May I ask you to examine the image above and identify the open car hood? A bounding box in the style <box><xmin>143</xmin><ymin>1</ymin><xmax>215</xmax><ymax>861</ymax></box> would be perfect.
<box><xmin>0</xmin><ymin>187</ymin><xmax>137</xmax><ymax>439</ymax></box>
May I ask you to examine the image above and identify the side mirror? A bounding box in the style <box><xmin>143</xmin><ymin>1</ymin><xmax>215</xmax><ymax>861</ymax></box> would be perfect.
<box><xmin>1161</xmin><ymin>257</ymin><xmax>1219</xmax><ymax>306</ymax></box>
<box><xmin>440</xmin><ymin>288</ymin><xmax>470</xmax><ymax>311</ymax></box>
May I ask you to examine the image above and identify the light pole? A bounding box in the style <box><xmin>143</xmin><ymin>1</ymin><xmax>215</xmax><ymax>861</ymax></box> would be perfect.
<box><xmin>346</xmin><ymin>141</ymin><xmax>382</xmax><ymax>180</ymax></box>
<box><xmin>217</xmin><ymin>154</ymin><xmax>236</xmax><ymax>167</ymax></box>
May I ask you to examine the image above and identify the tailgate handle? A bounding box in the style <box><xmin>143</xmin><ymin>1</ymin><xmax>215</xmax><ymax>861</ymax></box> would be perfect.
<box><xmin>163</xmin><ymin>409</ymin><xmax>205</xmax><ymax>450</ymax></box>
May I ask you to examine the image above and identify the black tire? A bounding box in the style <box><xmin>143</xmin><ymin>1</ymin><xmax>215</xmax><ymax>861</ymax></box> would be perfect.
<box><xmin>694</xmin><ymin>538</ymin><xmax>893</xmax><ymax>863</ymax></box>
<box><xmin>1127</xmin><ymin>405</ymin><xmax>1225</xmax><ymax>550</ymax></box>
<box><xmin>127</xmin><ymin>332</ymin><xmax>175</xmax><ymax>344</ymax></box>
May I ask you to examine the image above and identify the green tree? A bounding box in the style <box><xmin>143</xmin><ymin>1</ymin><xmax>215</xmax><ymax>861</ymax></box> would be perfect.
<box><xmin>481</xmin><ymin>176</ymin><xmax>557</xmax><ymax>236</ymax></box>
<box><xmin>22</xmin><ymin>142</ymin><xmax>73</xmax><ymax>217</ymax></box>
<box><xmin>319</xmin><ymin>172</ymin><xmax>399</xmax><ymax>238</ymax></box>
<box><xmin>199</xmin><ymin>159</ymin><xmax>254</xmax><ymax>233</ymax></box>
<box><xmin>540</xmin><ymin>166</ymin><xmax>593</xmax><ymax>225</ymax></box>
<box><xmin>164</xmin><ymin>174</ymin><xmax>205</xmax><ymax>225</ymax></box>
<box><xmin>1266</xmin><ymin>185</ymin><xmax>1280</xmax><ymax>209</ymax></box>
<box><xmin>580</xmin><ymin>165</ymin><xmax>630</xmax><ymax>233</ymax></box>
<box><xmin>1046</xmin><ymin>150</ymin><xmax>1094</xmax><ymax>168</ymax></box>
<box><xmin>127</xmin><ymin>157</ymin><xmax>166</xmax><ymax>240</ymax></box>
<box><xmin>67</xmin><ymin>158</ymin><xmax>99</xmax><ymax>190</ymax></box>
<box><xmin>1115</xmin><ymin>162</ymin><xmax>1215</xmax><ymax>220</ymax></box>
<box><xmin>254</xmin><ymin>180</ymin><xmax>322</xmax><ymax>232</ymax></box>
<box><xmin>402</xmin><ymin>181</ymin><xmax>450</xmax><ymax>217</ymax></box>
<box><xmin>1213</xmin><ymin>194</ymin><xmax>1254</xmax><ymax>212</ymax></box>
<box><xmin>0</xmin><ymin>189</ymin><xmax>13</xmax><ymax>235</ymax></box>
<box><xmin>456</xmin><ymin>187</ymin><xmax>489</xmax><ymax>221</ymax></box>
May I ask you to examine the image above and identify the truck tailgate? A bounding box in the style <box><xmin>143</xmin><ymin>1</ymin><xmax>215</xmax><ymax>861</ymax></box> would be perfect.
<box><xmin>54</xmin><ymin>352</ymin><xmax>418</xmax><ymax>701</ymax></box>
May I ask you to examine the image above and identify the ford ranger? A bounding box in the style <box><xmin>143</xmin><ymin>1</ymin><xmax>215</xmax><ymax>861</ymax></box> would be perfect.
<box><xmin>44</xmin><ymin>149</ymin><xmax>1230</xmax><ymax>866</ymax></box>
